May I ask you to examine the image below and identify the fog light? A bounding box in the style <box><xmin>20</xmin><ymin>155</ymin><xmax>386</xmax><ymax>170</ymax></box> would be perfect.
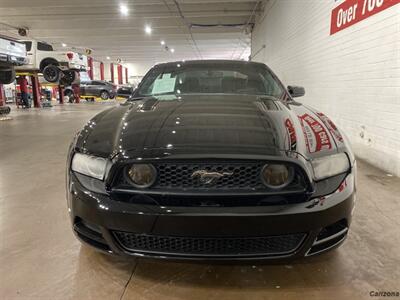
<box><xmin>261</xmin><ymin>164</ymin><xmax>294</xmax><ymax>189</ymax></box>
<box><xmin>127</xmin><ymin>164</ymin><xmax>157</xmax><ymax>188</ymax></box>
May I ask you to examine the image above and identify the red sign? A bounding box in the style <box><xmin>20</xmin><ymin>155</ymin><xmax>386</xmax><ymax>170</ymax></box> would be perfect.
<box><xmin>330</xmin><ymin>0</ymin><xmax>399</xmax><ymax>35</ymax></box>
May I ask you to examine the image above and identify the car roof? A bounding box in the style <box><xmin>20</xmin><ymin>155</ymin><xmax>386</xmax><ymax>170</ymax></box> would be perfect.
<box><xmin>153</xmin><ymin>59</ymin><xmax>267</xmax><ymax>68</ymax></box>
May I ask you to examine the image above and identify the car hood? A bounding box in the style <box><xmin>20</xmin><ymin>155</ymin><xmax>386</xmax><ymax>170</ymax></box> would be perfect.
<box><xmin>75</xmin><ymin>94</ymin><xmax>341</xmax><ymax>160</ymax></box>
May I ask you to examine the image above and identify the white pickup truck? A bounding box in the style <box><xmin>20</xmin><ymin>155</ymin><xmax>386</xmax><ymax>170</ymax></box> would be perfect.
<box><xmin>16</xmin><ymin>39</ymin><xmax>88</xmax><ymax>85</ymax></box>
<box><xmin>0</xmin><ymin>35</ymin><xmax>27</xmax><ymax>84</ymax></box>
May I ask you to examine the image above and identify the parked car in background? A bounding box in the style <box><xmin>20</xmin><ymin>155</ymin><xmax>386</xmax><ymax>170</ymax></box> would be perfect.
<box><xmin>16</xmin><ymin>39</ymin><xmax>87</xmax><ymax>85</ymax></box>
<box><xmin>79</xmin><ymin>80</ymin><xmax>116</xmax><ymax>100</ymax></box>
<box><xmin>67</xmin><ymin>60</ymin><xmax>356</xmax><ymax>260</ymax></box>
<box><xmin>117</xmin><ymin>84</ymin><xmax>135</xmax><ymax>99</ymax></box>
<box><xmin>0</xmin><ymin>35</ymin><xmax>27</xmax><ymax>84</ymax></box>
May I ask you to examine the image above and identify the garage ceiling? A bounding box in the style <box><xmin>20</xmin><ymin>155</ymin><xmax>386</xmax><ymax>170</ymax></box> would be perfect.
<box><xmin>0</xmin><ymin>0</ymin><xmax>262</xmax><ymax>64</ymax></box>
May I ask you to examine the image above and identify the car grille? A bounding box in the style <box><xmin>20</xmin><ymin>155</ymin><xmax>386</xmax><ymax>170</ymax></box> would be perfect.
<box><xmin>127</xmin><ymin>161</ymin><xmax>273</xmax><ymax>192</ymax></box>
<box><xmin>113</xmin><ymin>232</ymin><xmax>306</xmax><ymax>257</ymax></box>
<box><xmin>14</xmin><ymin>56</ymin><xmax>26</xmax><ymax>63</ymax></box>
<box><xmin>114</xmin><ymin>160</ymin><xmax>309</xmax><ymax>204</ymax></box>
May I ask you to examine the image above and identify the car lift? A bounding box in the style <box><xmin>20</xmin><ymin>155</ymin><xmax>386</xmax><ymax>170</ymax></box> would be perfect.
<box><xmin>15</xmin><ymin>70</ymin><xmax>81</xmax><ymax>107</ymax></box>
<box><xmin>0</xmin><ymin>83</ymin><xmax>11</xmax><ymax>115</ymax></box>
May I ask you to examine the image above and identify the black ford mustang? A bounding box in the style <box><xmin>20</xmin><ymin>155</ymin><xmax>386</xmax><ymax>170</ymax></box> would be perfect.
<box><xmin>66</xmin><ymin>60</ymin><xmax>356</xmax><ymax>260</ymax></box>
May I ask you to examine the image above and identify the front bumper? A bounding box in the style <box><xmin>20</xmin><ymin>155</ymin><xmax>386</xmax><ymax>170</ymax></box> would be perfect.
<box><xmin>67</xmin><ymin>172</ymin><xmax>355</xmax><ymax>260</ymax></box>
<box><xmin>59</xmin><ymin>62</ymin><xmax>86</xmax><ymax>71</ymax></box>
<box><xmin>0</xmin><ymin>53</ymin><xmax>27</xmax><ymax>66</ymax></box>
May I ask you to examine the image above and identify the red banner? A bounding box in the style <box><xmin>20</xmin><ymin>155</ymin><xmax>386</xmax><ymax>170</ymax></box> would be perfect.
<box><xmin>330</xmin><ymin>0</ymin><xmax>399</xmax><ymax>35</ymax></box>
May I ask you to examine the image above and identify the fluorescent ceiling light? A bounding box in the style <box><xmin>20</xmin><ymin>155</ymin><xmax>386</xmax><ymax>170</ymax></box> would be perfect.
<box><xmin>160</xmin><ymin>40</ymin><xmax>165</xmax><ymax>45</ymax></box>
<box><xmin>145</xmin><ymin>25</ymin><xmax>152</xmax><ymax>34</ymax></box>
<box><xmin>170</xmin><ymin>48</ymin><xmax>175</xmax><ymax>53</ymax></box>
<box><xmin>120</xmin><ymin>4</ymin><xmax>129</xmax><ymax>16</ymax></box>
<box><xmin>62</xmin><ymin>43</ymin><xmax>67</xmax><ymax>47</ymax></box>
<box><xmin>106</xmin><ymin>56</ymin><xmax>110</xmax><ymax>60</ymax></box>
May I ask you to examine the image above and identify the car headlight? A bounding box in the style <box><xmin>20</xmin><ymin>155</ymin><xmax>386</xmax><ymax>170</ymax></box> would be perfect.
<box><xmin>311</xmin><ymin>153</ymin><xmax>350</xmax><ymax>181</ymax></box>
<box><xmin>71</xmin><ymin>153</ymin><xmax>107</xmax><ymax>180</ymax></box>
<box><xmin>261</xmin><ymin>164</ymin><xmax>294</xmax><ymax>189</ymax></box>
<box><xmin>126</xmin><ymin>164</ymin><xmax>157</xmax><ymax>188</ymax></box>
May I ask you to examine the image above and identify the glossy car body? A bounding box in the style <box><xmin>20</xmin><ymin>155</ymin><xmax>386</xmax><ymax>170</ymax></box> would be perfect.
<box><xmin>66</xmin><ymin>60</ymin><xmax>356</xmax><ymax>260</ymax></box>
<box><xmin>80</xmin><ymin>80</ymin><xmax>117</xmax><ymax>100</ymax></box>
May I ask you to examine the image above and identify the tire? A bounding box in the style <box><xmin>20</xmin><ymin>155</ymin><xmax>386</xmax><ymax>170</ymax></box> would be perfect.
<box><xmin>43</xmin><ymin>65</ymin><xmax>61</xmax><ymax>83</ymax></box>
<box><xmin>100</xmin><ymin>91</ymin><xmax>109</xmax><ymax>100</ymax></box>
<box><xmin>60</xmin><ymin>70</ymin><xmax>76</xmax><ymax>85</ymax></box>
<box><xmin>64</xmin><ymin>89</ymin><xmax>74</xmax><ymax>103</ymax></box>
<box><xmin>0</xmin><ymin>68</ymin><xmax>16</xmax><ymax>84</ymax></box>
<box><xmin>0</xmin><ymin>106</ymin><xmax>11</xmax><ymax>115</ymax></box>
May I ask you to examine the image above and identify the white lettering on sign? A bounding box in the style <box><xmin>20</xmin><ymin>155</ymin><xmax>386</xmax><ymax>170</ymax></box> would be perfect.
<box><xmin>331</xmin><ymin>0</ymin><xmax>399</xmax><ymax>35</ymax></box>
<box><xmin>337</xmin><ymin>4</ymin><xmax>358</xmax><ymax>28</ymax></box>
<box><xmin>363</xmin><ymin>0</ymin><xmax>384</xmax><ymax>14</ymax></box>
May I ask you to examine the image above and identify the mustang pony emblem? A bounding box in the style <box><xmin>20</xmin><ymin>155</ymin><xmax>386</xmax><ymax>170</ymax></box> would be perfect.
<box><xmin>191</xmin><ymin>170</ymin><xmax>234</xmax><ymax>185</ymax></box>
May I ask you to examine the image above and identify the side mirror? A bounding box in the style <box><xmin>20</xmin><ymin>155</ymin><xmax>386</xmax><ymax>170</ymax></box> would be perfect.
<box><xmin>287</xmin><ymin>85</ymin><xmax>305</xmax><ymax>98</ymax></box>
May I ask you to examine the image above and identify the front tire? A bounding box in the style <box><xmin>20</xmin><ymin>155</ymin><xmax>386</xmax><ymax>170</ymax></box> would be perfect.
<box><xmin>100</xmin><ymin>91</ymin><xmax>109</xmax><ymax>100</ymax></box>
<box><xmin>0</xmin><ymin>68</ymin><xmax>16</xmax><ymax>84</ymax></box>
<box><xmin>43</xmin><ymin>65</ymin><xmax>61</xmax><ymax>83</ymax></box>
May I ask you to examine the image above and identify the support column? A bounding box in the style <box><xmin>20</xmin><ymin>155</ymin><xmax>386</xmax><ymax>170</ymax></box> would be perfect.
<box><xmin>58</xmin><ymin>85</ymin><xmax>64</xmax><ymax>104</ymax></box>
<box><xmin>72</xmin><ymin>71</ymin><xmax>80</xmax><ymax>103</ymax></box>
<box><xmin>125</xmin><ymin>67</ymin><xmax>128</xmax><ymax>84</ymax></box>
<box><xmin>72</xmin><ymin>85</ymin><xmax>80</xmax><ymax>103</ymax></box>
<box><xmin>30</xmin><ymin>75</ymin><xmax>41</xmax><ymax>108</ymax></box>
<box><xmin>0</xmin><ymin>84</ymin><xmax>5</xmax><ymax>107</ymax></box>
<box><xmin>100</xmin><ymin>62</ymin><xmax>104</xmax><ymax>80</ymax></box>
<box><xmin>117</xmin><ymin>64</ymin><xmax>123</xmax><ymax>84</ymax></box>
<box><xmin>88</xmin><ymin>57</ymin><xmax>94</xmax><ymax>80</ymax></box>
<box><xmin>110</xmin><ymin>63</ymin><xmax>114</xmax><ymax>83</ymax></box>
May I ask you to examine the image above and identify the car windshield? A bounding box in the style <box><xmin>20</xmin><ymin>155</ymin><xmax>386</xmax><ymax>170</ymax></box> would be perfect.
<box><xmin>136</xmin><ymin>62</ymin><xmax>284</xmax><ymax>98</ymax></box>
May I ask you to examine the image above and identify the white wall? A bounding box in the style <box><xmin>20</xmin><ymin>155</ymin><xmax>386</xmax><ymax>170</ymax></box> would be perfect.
<box><xmin>92</xmin><ymin>61</ymin><xmax>101</xmax><ymax>80</ymax></box>
<box><xmin>124</xmin><ymin>62</ymin><xmax>154</xmax><ymax>77</ymax></box>
<box><xmin>113</xmin><ymin>64</ymin><xmax>119</xmax><ymax>83</ymax></box>
<box><xmin>103</xmin><ymin>62</ymin><xmax>111</xmax><ymax>82</ymax></box>
<box><xmin>252</xmin><ymin>0</ymin><xmax>400</xmax><ymax>176</ymax></box>
<box><xmin>102</xmin><ymin>62</ymin><xmax>139</xmax><ymax>83</ymax></box>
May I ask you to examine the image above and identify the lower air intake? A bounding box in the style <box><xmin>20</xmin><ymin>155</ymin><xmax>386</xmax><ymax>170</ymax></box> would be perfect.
<box><xmin>113</xmin><ymin>232</ymin><xmax>306</xmax><ymax>257</ymax></box>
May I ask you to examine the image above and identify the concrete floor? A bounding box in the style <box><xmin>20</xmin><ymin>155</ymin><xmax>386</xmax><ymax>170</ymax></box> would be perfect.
<box><xmin>0</xmin><ymin>103</ymin><xmax>399</xmax><ymax>300</ymax></box>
